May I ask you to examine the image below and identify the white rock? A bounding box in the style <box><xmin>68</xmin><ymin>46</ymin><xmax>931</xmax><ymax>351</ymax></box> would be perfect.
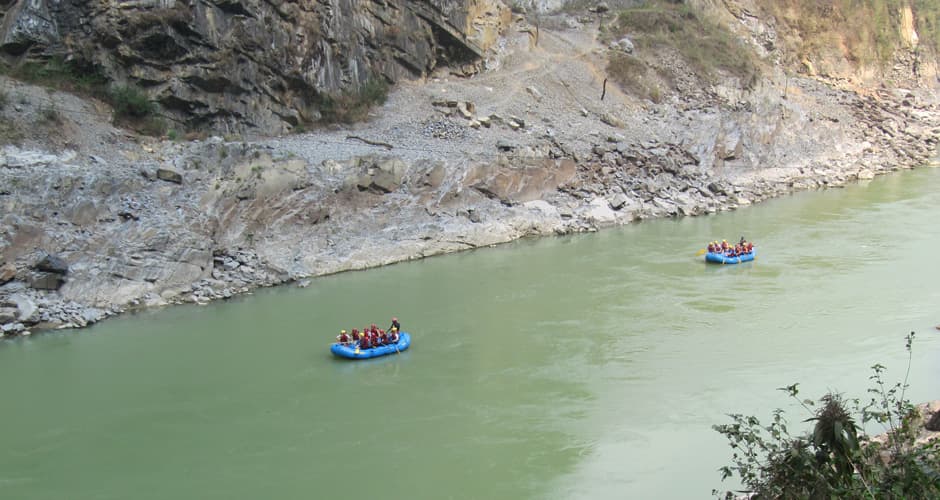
<box><xmin>584</xmin><ymin>198</ymin><xmax>617</xmax><ymax>223</ymax></box>
<box><xmin>523</xmin><ymin>200</ymin><xmax>558</xmax><ymax>217</ymax></box>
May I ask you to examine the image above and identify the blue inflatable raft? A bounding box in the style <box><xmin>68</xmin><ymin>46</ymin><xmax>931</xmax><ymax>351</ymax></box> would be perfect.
<box><xmin>331</xmin><ymin>332</ymin><xmax>411</xmax><ymax>359</ymax></box>
<box><xmin>705</xmin><ymin>250</ymin><xmax>756</xmax><ymax>264</ymax></box>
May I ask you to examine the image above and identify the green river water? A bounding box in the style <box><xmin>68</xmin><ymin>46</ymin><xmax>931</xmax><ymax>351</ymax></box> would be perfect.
<box><xmin>2</xmin><ymin>167</ymin><xmax>940</xmax><ymax>499</ymax></box>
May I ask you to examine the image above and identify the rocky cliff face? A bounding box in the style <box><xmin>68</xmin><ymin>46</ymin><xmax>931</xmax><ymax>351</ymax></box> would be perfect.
<box><xmin>725</xmin><ymin>0</ymin><xmax>940</xmax><ymax>87</ymax></box>
<box><xmin>0</xmin><ymin>0</ymin><xmax>510</xmax><ymax>133</ymax></box>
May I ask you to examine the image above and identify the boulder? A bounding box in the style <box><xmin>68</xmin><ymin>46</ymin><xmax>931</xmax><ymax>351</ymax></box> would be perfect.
<box><xmin>585</xmin><ymin>197</ymin><xmax>616</xmax><ymax>224</ymax></box>
<box><xmin>524</xmin><ymin>200</ymin><xmax>558</xmax><ymax>217</ymax></box>
<box><xmin>525</xmin><ymin>86</ymin><xmax>543</xmax><ymax>101</ymax></box>
<box><xmin>607</xmin><ymin>192</ymin><xmax>629</xmax><ymax>210</ymax></box>
<box><xmin>610</xmin><ymin>37</ymin><xmax>634</xmax><ymax>53</ymax></box>
<box><xmin>0</xmin><ymin>308</ymin><xmax>16</xmax><ymax>324</ymax></box>
<box><xmin>0</xmin><ymin>262</ymin><xmax>15</xmax><ymax>284</ymax></box>
<box><xmin>456</xmin><ymin>101</ymin><xmax>475</xmax><ymax>119</ymax></box>
<box><xmin>36</xmin><ymin>254</ymin><xmax>68</xmax><ymax>274</ymax></box>
<box><xmin>1</xmin><ymin>146</ymin><xmax>59</xmax><ymax>168</ymax></box>
<box><xmin>465</xmin><ymin>158</ymin><xmax>576</xmax><ymax>204</ymax></box>
<box><xmin>370</xmin><ymin>170</ymin><xmax>400</xmax><ymax>193</ymax></box>
<box><xmin>30</xmin><ymin>272</ymin><xmax>65</xmax><ymax>290</ymax></box>
<box><xmin>1</xmin><ymin>322</ymin><xmax>25</xmax><ymax>334</ymax></box>
<box><xmin>418</xmin><ymin>163</ymin><xmax>445</xmax><ymax>189</ymax></box>
<box><xmin>81</xmin><ymin>308</ymin><xmax>105</xmax><ymax>325</ymax></box>
<box><xmin>156</xmin><ymin>168</ymin><xmax>183</xmax><ymax>184</ymax></box>
<box><xmin>355</xmin><ymin>157</ymin><xmax>406</xmax><ymax>193</ymax></box>
<box><xmin>927</xmin><ymin>409</ymin><xmax>940</xmax><ymax>432</ymax></box>
<box><xmin>467</xmin><ymin>209</ymin><xmax>483</xmax><ymax>223</ymax></box>
<box><xmin>601</xmin><ymin>113</ymin><xmax>625</xmax><ymax>128</ymax></box>
<box><xmin>8</xmin><ymin>293</ymin><xmax>37</xmax><ymax>322</ymax></box>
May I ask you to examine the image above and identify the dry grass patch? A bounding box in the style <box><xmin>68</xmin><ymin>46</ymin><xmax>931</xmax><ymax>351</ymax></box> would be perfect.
<box><xmin>609</xmin><ymin>1</ymin><xmax>759</xmax><ymax>82</ymax></box>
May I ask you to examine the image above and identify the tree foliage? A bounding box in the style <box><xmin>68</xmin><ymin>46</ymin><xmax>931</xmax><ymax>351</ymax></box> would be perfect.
<box><xmin>713</xmin><ymin>332</ymin><xmax>940</xmax><ymax>499</ymax></box>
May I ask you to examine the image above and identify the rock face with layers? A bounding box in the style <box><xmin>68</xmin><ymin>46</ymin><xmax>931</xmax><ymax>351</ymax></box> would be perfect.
<box><xmin>0</xmin><ymin>0</ymin><xmax>510</xmax><ymax>133</ymax></box>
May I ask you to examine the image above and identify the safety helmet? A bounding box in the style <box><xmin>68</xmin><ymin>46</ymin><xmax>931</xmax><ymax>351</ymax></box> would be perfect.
<box><xmin>392</xmin><ymin>317</ymin><xmax>398</xmax><ymax>321</ymax></box>
<box><xmin>341</xmin><ymin>330</ymin><xmax>346</xmax><ymax>334</ymax></box>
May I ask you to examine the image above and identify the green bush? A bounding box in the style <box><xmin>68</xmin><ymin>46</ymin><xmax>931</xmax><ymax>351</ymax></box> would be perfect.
<box><xmin>713</xmin><ymin>332</ymin><xmax>940</xmax><ymax>499</ymax></box>
<box><xmin>315</xmin><ymin>77</ymin><xmax>389</xmax><ymax>124</ymax></box>
<box><xmin>110</xmin><ymin>85</ymin><xmax>156</xmax><ymax>119</ymax></box>
<box><xmin>109</xmin><ymin>85</ymin><xmax>166</xmax><ymax>136</ymax></box>
<box><xmin>0</xmin><ymin>121</ymin><xmax>24</xmax><ymax>145</ymax></box>
<box><xmin>0</xmin><ymin>57</ymin><xmax>108</xmax><ymax>98</ymax></box>
<box><xmin>39</xmin><ymin>103</ymin><xmax>61</xmax><ymax>124</ymax></box>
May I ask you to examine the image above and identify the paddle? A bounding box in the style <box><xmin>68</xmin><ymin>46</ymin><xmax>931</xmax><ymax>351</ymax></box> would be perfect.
<box><xmin>696</xmin><ymin>248</ymin><xmax>707</xmax><ymax>256</ymax></box>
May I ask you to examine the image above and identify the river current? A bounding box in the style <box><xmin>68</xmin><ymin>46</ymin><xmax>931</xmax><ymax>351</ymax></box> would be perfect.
<box><xmin>2</xmin><ymin>167</ymin><xmax>940</xmax><ymax>499</ymax></box>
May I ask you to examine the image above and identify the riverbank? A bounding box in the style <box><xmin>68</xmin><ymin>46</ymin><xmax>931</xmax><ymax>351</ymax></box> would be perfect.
<box><xmin>2</xmin><ymin>14</ymin><xmax>939</xmax><ymax>336</ymax></box>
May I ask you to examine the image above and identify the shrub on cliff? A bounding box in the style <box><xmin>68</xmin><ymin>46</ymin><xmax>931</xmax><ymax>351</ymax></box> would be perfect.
<box><xmin>0</xmin><ymin>57</ymin><xmax>166</xmax><ymax>135</ymax></box>
<box><xmin>713</xmin><ymin>332</ymin><xmax>940</xmax><ymax>499</ymax></box>
<box><xmin>0</xmin><ymin>57</ymin><xmax>109</xmax><ymax>98</ymax></box>
<box><xmin>109</xmin><ymin>85</ymin><xmax>166</xmax><ymax>136</ymax></box>
<box><xmin>314</xmin><ymin>77</ymin><xmax>389</xmax><ymax>125</ymax></box>
<box><xmin>110</xmin><ymin>85</ymin><xmax>156</xmax><ymax>119</ymax></box>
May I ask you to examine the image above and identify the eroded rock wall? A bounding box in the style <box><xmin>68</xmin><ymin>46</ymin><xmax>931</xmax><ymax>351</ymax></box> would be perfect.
<box><xmin>0</xmin><ymin>0</ymin><xmax>509</xmax><ymax>133</ymax></box>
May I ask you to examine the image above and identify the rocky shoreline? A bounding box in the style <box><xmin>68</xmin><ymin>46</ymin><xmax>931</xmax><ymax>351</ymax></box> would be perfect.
<box><xmin>2</xmin><ymin>18</ymin><xmax>940</xmax><ymax>337</ymax></box>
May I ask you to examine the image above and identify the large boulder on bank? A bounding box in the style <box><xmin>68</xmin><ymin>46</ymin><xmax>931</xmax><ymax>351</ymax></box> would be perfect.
<box><xmin>1</xmin><ymin>293</ymin><xmax>37</xmax><ymax>323</ymax></box>
<box><xmin>0</xmin><ymin>262</ymin><xmax>15</xmax><ymax>284</ymax></box>
<box><xmin>35</xmin><ymin>254</ymin><xmax>68</xmax><ymax>274</ymax></box>
<box><xmin>0</xmin><ymin>307</ymin><xmax>16</xmax><ymax>324</ymax></box>
<box><xmin>156</xmin><ymin>168</ymin><xmax>183</xmax><ymax>184</ymax></box>
<box><xmin>354</xmin><ymin>157</ymin><xmax>408</xmax><ymax>194</ymax></box>
<box><xmin>584</xmin><ymin>197</ymin><xmax>617</xmax><ymax>224</ymax></box>
<box><xmin>30</xmin><ymin>271</ymin><xmax>65</xmax><ymax>290</ymax></box>
<box><xmin>464</xmin><ymin>158</ymin><xmax>577</xmax><ymax>204</ymax></box>
<box><xmin>927</xmin><ymin>406</ymin><xmax>940</xmax><ymax>432</ymax></box>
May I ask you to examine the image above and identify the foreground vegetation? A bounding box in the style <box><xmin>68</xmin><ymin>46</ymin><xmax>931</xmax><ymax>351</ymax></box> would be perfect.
<box><xmin>713</xmin><ymin>332</ymin><xmax>940</xmax><ymax>499</ymax></box>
